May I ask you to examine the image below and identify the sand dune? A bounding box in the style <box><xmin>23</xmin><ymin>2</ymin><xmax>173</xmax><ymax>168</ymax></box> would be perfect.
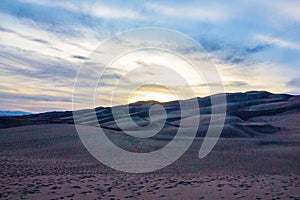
<box><xmin>1</xmin><ymin>91</ymin><xmax>299</xmax><ymax>139</ymax></box>
<box><xmin>0</xmin><ymin>91</ymin><xmax>299</xmax><ymax>199</ymax></box>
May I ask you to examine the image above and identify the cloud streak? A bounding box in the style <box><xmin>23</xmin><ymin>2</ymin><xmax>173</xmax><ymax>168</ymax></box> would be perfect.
<box><xmin>255</xmin><ymin>34</ymin><xmax>300</xmax><ymax>51</ymax></box>
<box><xmin>145</xmin><ymin>2</ymin><xmax>233</xmax><ymax>23</ymax></box>
<box><xmin>19</xmin><ymin>0</ymin><xmax>143</xmax><ymax>20</ymax></box>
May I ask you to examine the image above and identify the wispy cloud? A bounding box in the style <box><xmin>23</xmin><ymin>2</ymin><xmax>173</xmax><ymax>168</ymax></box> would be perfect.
<box><xmin>271</xmin><ymin>1</ymin><xmax>300</xmax><ymax>23</ymax></box>
<box><xmin>19</xmin><ymin>0</ymin><xmax>143</xmax><ymax>20</ymax></box>
<box><xmin>0</xmin><ymin>92</ymin><xmax>72</xmax><ymax>103</ymax></box>
<box><xmin>255</xmin><ymin>34</ymin><xmax>300</xmax><ymax>51</ymax></box>
<box><xmin>288</xmin><ymin>78</ymin><xmax>300</xmax><ymax>87</ymax></box>
<box><xmin>0</xmin><ymin>12</ymin><xmax>98</xmax><ymax>62</ymax></box>
<box><xmin>145</xmin><ymin>2</ymin><xmax>233</xmax><ymax>22</ymax></box>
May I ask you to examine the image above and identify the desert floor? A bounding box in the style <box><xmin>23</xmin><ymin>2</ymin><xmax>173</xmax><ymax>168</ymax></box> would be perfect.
<box><xmin>0</xmin><ymin>124</ymin><xmax>299</xmax><ymax>199</ymax></box>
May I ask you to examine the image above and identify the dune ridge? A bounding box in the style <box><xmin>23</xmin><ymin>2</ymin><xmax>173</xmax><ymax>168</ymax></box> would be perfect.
<box><xmin>1</xmin><ymin>91</ymin><xmax>299</xmax><ymax>139</ymax></box>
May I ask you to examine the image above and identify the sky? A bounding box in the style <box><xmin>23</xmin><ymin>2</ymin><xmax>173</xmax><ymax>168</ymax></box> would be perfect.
<box><xmin>0</xmin><ymin>0</ymin><xmax>300</xmax><ymax>112</ymax></box>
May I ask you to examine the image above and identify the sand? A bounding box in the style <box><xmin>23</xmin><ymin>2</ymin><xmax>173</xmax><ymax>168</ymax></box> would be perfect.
<box><xmin>0</xmin><ymin>123</ymin><xmax>299</xmax><ymax>199</ymax></box>
<box><xmin>0</xmin><ymin>91</ymin><xmax>299</xmax><ymax>199</ymax></box>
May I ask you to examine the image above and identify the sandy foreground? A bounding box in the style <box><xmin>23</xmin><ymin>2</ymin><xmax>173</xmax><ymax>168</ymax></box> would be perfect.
<box><xmin>1</xmin><ymin>173</ymin><xmax>299</xmax><ymax>199</ymax></box>
<box><xmin>0</xmin><ymin>123</ymin><xmax>299</xmax><ymax>199</ymax></box>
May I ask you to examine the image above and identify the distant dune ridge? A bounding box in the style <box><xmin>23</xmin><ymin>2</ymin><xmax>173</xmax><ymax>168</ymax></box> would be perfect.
<box><xmin>1</xmin><ymin>91</ymin><xmax>299</xmax><ymax>138</ymax></box>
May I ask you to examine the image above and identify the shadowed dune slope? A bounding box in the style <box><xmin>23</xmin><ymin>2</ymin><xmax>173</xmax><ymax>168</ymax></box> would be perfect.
<box><xmin>0</xmin><ymin>91</ymin><xmax>299</xmax><ymax>138</ymax></box>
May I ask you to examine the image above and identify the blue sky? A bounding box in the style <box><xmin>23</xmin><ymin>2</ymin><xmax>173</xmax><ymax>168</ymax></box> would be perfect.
<box><xmin>0</xmin><ymin>0</ymin><xmax>300</xmax><ymax>112</ymax></box>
